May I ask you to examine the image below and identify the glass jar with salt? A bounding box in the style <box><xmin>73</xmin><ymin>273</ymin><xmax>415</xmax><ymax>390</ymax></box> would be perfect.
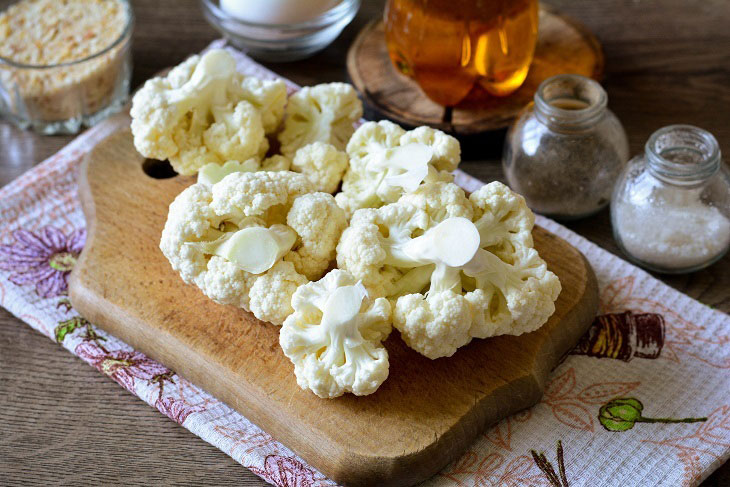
<box><xmin>503</xmin><ymin>74</ymin><xmax>629</xmax><ymax>219</ymax></box>
<box><xmin>612</xmin><ymin>125</ymin><xmax>730</xmax><ymax>273</ymax></box>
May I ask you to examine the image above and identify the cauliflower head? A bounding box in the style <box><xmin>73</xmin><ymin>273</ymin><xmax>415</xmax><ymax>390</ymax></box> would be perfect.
<box><xmin>131</xmin><ymin>49</ymin><xmax>276</xmax><ymax>176</ymax></box>
<box><xmin>335</xmin><ymin>121</ymin><xmax>461</xmax><ymax>216</ymax></box>
<box><xmin>291</xmin><ymin>142</ymin><xmax>348</xmax><ymax>194</ymax></box>
<box><xmin>280</xmin><ymin>269</ymin><xmax>392</xmax><ymax>398</ymax></box>
<box><xmin>337</xmin><ymin>181</ymin><xmax>561</xmax><ymax>359</ymax></box>
<box><xmin>160</xmin><ymin>171</ymin><xmax>346</xmax><ymax>325</ymax></box>
<box><xmin>278</xmin><ymin>82</ymin><xmax>363</xmax><ymax>158</ymax></box>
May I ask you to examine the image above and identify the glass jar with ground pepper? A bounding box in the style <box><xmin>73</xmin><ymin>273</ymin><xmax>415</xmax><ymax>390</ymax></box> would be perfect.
<box><xmin>502</xmin><ymin>74</ymin><xmax>629</xmax><ymax>219</ymax></box>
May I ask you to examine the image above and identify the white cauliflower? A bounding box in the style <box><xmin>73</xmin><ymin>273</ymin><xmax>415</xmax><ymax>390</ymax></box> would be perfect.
<box><xmin>336</xmin><ymin>181</ymin><xmax>561</xmax><ymax>359</ymax></box>
<box><xmin>285</xmin><ymin>192</ymin><xmax>348</xmax><ymax>280</ymax></box>
<box><xmin>249</xmin><ymin>261</ymin><xmax>307</xmax><ymax>326</ymax></box>
<box><xmin>131</xmin><ymin>49</ymin><xmax>286</xmax><ymax>175</ymax></box>
<box><xmin>291</xmin><ymin>142</ymin><xmax>348</xmax><ymax>194</ymax></box>
<box><xmin>197</xmin><ymin>159</ymin><xmax>260</xmax><ymax>186</ymax></box>
<box><xmin>399</xmin><ymin>125</ymin><xmax>461</xmax><ymax>172</ymax></box>
<box><xmin>335</xmin><ymin>121</ymin><xmax>460</xmax><ymax>216</ymax></box>
<box><xmin>261</xmin><ymin>154</ymin><xmax>291</xmax><ymax>172</ymax></box>
<box><xmin>278</xmin><ymin>82</ymin><xmax>363</xmax><ymax>158</ymax></box>
<box><xmin>238</xmin><ymin>76</ymin><xmax>288</xmax><ymax>134</ymax></box>
<box><xmin>280</xmin><ymin>269</ymin><xmax>392</xmax><ymax>398</ymax></box>
<box><xmin>160</xmin><ymin>171</ymin><xmax>346</xmax><ymax>325</ymax></box>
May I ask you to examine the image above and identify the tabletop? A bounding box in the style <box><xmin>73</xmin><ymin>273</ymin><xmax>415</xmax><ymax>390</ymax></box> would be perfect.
<box><xmin>1</xmin><ymin>0</ymin><xmax>729</xmax><ymax>485</ymax></box>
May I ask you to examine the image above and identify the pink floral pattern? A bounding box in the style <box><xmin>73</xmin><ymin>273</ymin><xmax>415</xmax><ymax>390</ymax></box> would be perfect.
<box><xmin>215</xmin><ymin>425</ymin><xmax>280</xmax><ymax>461</ymax></box>
<box><xmin>440</xmin><ymin>452</ymin><xmax>550</xmax><ymax>487</ymax></box>
<box><xmin>250</xmin><ymin>455</ymin><xmax>329</xmax><ymax>487</ymax></box>
<box><xmin>155</xmin><ymin>396</ymin><xmax>204</xmax><ymax>425</ymax></box>
<box><xmin>0</xmin><ymin>226</ymin><xmax>85</xmax><ymax>298</ymax></box>
<box><xmin>484</xmin><ymin>410</ymin><xmax>532</xmax><ymax>452</ymax></box>
<box><xmin>75</xmin><ymin>341</ymin><xmax>170</xmax><ymax>393</ymax></box>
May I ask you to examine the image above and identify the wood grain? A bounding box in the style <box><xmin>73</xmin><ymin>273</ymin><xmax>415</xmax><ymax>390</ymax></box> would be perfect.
<box><xmin>2</xmin><ymin>0</ymin><xmax>729</xmax><ymax>485</ymax></box>
<box><xmin>68</xmin><ymin>127</ymin><xmax>597</xmax><ymax>487</ymax></box>
<box><xmin>347</xmin><ymin>7</ymin><xmax>603</xmax><ymax>133</ymax></box>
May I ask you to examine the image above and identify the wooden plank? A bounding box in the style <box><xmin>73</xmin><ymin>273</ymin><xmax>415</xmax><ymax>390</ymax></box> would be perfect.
<box><xmin>68</xmin><ymin>128</ymin><xmax>598</xmax><ymax>486</ymax></box>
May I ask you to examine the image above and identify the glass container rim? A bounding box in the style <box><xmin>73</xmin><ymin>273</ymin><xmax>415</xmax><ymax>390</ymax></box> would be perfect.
<box><xmin>645</xmin><ymin>124</ymin><xmax>721</xmax><ymax>182</ymax></box>
<box><xmin>201</xmin><ymin>0</ymin><xmax>359</xmax><ymax>31</ymax></box>
<box><xmin>534</xmin><ymin>73</ymin><xmax>608</xmax><ymax>129</ymax></box>
<box><xmin>0</xmin><ymin>0</ymin><xmax>134</xmax><ymax>70</ymax></box>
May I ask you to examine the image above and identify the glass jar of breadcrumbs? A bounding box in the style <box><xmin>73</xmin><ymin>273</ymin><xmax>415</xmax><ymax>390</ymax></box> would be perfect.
<box><xmin>0</xmin><ymin>0</ymin><xmax>134</xmax><ymax>134</ymax></box>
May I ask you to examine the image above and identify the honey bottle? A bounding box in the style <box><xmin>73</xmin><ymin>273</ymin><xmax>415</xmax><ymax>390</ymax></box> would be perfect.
<box><xmin>385</xmin><ymin>0</ymin><xmax>539</xmax><ymax>106</ymax></box>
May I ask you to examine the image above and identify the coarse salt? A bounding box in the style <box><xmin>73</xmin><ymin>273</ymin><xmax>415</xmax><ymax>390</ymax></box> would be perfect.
<box><xmin>614</xmin><ymin>187</ymin><xmax>730</xmax><ymax>269</ymax></box>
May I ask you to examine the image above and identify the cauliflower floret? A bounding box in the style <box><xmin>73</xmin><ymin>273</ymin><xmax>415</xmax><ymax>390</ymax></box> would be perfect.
<box><xmin>399</xmin><ymin>125</ymin><xmax>461</xmax><ymax>172</ymax></box>
<box><xmin>278</xmin><ymin>82</ymin><xmax>363</xmax><ymax>158</ymax></box>
<box><xmin>285</xmin><ymin>192</ymin><xmax>348</xmax><ymax>280</ymax></box>
<box><xmin>261</xmin><ymin>154</ymin><xmax>291</xmax><ymax>172</ymax></box>
<box><xmin>198</xmin><ymin>158</ymin><xmax>260</xmax><ymax>186</ymax></box>
<box><xmin>199</xmin><ymin>256</ymin><xmax>257</xmax><ymax>309</ymax></box>
<box><xmin>464</xmin><ymin>245</ymin><xmax>562</xmax><ymax>339</ymax></box>
<box><xmin>280</xmin><ymin>269</ymin><xmax>392</xmax><ymax>398</ymax></box>
<box><xmin>249</xmin><ymin>261</ymin><xmax>307</xmax><ymax>325</ymax></box>
<box><xmin>336</xmin><ymin>121</ymin><xmax>459</xmax><ymax>216</ymax></box>
<box><xmin>237</xmin><ymin>76</ymin><xmax>287</xmax><ymax>134</ymax></box>
<box><xmin>394</xmin><ymin>292</ymin><xmax>472</xmax><ymax>359</ymax></box>
<box><xmin>131</xmin><ymin>49</ymin><xmax>268</xmax><ymax>175</ymax></box>
<box><xmin>336</xmin><ymin>203</ymin><xmax>429</xmax><ymax>298</ymax></box>
<box><xmin>160</xmin><ymin>171</ymin><xmax>329</xmax><ymax>325</ymax></box>
<box><xmin>398</xmin><ymin>181</ymin><xmax>473</xmax><ymax>223</ymax></box>
<box><xmin>337</xmin><ymin>181</ymin><xmax>561</xmax><ymax>358</ymax></box>
<box><xmin>291</xmin><ymin>142</ymin><xmax>348</xmax><ymax>194</ymax></box>
<box><xmin>211</xmin><ymin>171</ymin><xmax>313</xmax><ymax>222</ymax></box>
<box><xmin>469</xmin><ymin>181</ymin><xmax>535</xmax><ymax>260</ymax></box>
<box><xmin>345</xmin><ymin>120</ymin><xmax>405</xmax><ymax>170</ymax></box>
<box><xmin>165</xmin><ymin>54</ymin><xmax>199</xmax><ymax>87</ymax></box>
<box><xmin>159</xmin><ymin>183</ymin><xmax>218</xmax><ymax>282</ymax></box>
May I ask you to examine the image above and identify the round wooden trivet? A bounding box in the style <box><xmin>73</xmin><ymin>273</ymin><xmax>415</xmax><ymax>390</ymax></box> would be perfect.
<box><xmin>347</xmin><ymin>6</ymin><xmax>604</xmax><ymax>135</ymax></box>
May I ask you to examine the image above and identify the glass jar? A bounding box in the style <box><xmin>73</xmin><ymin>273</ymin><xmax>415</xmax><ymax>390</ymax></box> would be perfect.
<box><xmin>611</xmin><ymin>125</ymin><xmax>730</xmax><ymax>273</ymax></box>
<box><xmin>0</xmin><ymin>0</ymin><xmax>133</xmax><ymax>135</ymax></box>
<box><xmin>502</xmin><ymin>74</ymin><xmax>629</xmax><ymax>220</ymax></box>
<box><xmin>384</xmin><ymin>0</ymin><xmax>539</xmax><ymax>106</ymax></box>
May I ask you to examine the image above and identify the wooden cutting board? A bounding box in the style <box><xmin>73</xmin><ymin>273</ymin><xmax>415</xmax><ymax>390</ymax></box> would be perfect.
<box><xmin>69</xmin><ymin>128</ymin><xmax>599</xmax><ymax>487</ymax></box>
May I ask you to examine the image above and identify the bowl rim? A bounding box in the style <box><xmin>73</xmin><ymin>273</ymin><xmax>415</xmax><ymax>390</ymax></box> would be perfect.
<box><xmin>201</xmin><ymin>0</ymin><xmax>359</xmax><ymax>30</ymax></box>
<box><xmin>0</xmin><ymin>0</ymin><xmax>134</xmax><ymax>70</ymax></box>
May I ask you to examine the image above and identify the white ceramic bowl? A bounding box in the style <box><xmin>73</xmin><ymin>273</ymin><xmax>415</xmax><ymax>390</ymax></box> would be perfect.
<box><xmin>201</xmin><ymin>0</ymin><xmax>360</xmax><ymax>62</ymax></box>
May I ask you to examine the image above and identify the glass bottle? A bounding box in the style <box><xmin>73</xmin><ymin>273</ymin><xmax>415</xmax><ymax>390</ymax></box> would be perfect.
<box><xmin>384</xmin><ymin>0</ymin><xmax>539</xmax><ymax>106</ymax></box>
<box><xmin>502</xmin><ymin>74</ymin><xmax>629</xmax><ymax>220</ymax></box>
<box><xmin>611</xmin><ymin>125</ymin><xmax>730</xmax><ymax>273</ymax></box>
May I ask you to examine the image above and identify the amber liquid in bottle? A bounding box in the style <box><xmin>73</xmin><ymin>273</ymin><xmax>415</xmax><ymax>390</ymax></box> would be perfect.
<box><xmin>385</xmin><ymin>0</ymin><xmax>539</xmax><ymax>106</ymax></box>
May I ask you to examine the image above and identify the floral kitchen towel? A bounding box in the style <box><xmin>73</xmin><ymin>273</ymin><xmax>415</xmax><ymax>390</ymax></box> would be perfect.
<box><xmin>1</xmin><ymin>42</ymin><xmax>729</xmax><ymax>487</ymax></box>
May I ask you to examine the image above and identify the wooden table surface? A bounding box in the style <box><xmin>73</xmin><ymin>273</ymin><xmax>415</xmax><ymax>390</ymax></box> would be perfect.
<box><xmin>1</xmin><ymin>0</ymin><xmax>728</xmax><ymax>485</ymax></box>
